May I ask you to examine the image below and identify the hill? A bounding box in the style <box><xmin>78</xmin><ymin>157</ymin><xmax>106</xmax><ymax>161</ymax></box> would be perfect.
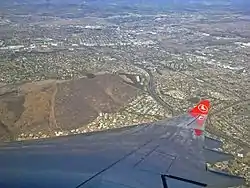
<box><xmin>0</xmin><ymin>74</ymin><xmax>139</xmax><ymax>141</ymax></box>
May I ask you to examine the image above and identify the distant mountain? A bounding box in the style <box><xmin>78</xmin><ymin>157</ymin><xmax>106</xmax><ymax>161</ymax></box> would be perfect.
<box><xmin>1</xmin><ymin>0</ymin><xmax>250</xmax><ymax>14</ymax></box>
<box><xmin>1</xmin><ymin>0</ymin><xmax>250</xmax><ymax>7</ymax></box>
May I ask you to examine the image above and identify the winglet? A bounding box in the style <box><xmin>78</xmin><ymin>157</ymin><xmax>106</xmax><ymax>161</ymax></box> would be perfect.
<box><xmin>189</xmin><ymin>99</ymin><xmax>211</xmax><ymax>136</ymax></box>
<box><xmin>189</xmin><ymin>99</ymin><xmax>210</xmax><ymax>117</ymax></box>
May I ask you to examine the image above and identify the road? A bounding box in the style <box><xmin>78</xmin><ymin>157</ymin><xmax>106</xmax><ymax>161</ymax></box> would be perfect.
<box><xmin>134</xmin><ymin>64</ymin><xmax>174</xmax><ymax>115</ymax></box>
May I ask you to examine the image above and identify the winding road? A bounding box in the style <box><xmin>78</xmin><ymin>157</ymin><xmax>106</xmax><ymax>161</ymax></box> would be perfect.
<box><xmin>134</xmin><ymin>64</ymin><xmax>174</xmax><ymax>115</ymax></box>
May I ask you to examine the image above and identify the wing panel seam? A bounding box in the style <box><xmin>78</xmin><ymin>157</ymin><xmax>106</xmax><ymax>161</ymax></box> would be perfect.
<box><xmin>75</xmin><ymin>139</ymin><xmax>154</xmax><ymax>188</ymax></box>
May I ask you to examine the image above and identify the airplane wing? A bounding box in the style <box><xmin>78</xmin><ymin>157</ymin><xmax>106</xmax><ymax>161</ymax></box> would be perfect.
<box><xmin>0</xmin><ymin>100</ymin><xmax>245</xmax><ymax>188</ymax></box>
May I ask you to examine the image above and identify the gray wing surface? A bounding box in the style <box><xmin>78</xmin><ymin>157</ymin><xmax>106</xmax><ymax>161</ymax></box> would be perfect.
<box><xmin>0</xmin><ymin>113</ymin><xmax>245</xmax><ymax>188</ymax></box>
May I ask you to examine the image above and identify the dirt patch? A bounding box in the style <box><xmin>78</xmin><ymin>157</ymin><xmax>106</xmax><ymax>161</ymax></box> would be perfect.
<box><xmin>15</xmin><ymin>85</ymin><xmax>55</xmax><ymax>134</ymax></box>
<box><xmin>0</xmin><ymin>94</ymin><xmax>25</xmax><ymax>130</ymax></box>
<box><xmin>55</xmin><ymin>74</ymin><xmax>138</xmax><ymax>130</ymax></box>
<box><xmin>0</xmin><ymin>120</ymin><xmax>11</xmax><ymax>141</ymax></box>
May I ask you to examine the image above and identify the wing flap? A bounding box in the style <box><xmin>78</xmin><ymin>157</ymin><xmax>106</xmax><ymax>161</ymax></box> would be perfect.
<box><xmin>163</xmin><ymin>174</ymin><xmax>207</xmax><ymax>188</ymax></box>
<box><xmin>204</xmin><ymin>136</ymin><xmax>223</xmax><ymax>149</ymax></box>
<box><xmin>206</xmin><ymin>168</ymin><xmax>246</xmax><ymax>187</ymax></box>
<box><xmin>203</xmin><ymin>147</ymin><xmax>234</xmax><ymax>163</ymax></box>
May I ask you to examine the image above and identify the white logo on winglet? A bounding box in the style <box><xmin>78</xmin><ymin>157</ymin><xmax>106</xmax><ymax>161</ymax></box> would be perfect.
<box><xmin>198</xmin><ymin>104</ymin><xmax>208</xmax><ymax>113</ymax></box>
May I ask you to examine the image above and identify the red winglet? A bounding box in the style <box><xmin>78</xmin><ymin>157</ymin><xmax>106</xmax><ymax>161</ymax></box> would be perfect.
<box><xmin>189</xmin><ymin>99</ymin><xmax>210</xmax><ymax>117</ymax></box>
<box><xmin>189</xmin><ymin>99</ymin><xmax>211</xmax><ymax>136</ymax></box>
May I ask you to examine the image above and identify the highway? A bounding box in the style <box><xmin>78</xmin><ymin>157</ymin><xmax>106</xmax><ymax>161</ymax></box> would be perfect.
<box><xmin>134</xmin><ymin>64</ymin><xmax>174</xmax><ymax>115</ymax></box>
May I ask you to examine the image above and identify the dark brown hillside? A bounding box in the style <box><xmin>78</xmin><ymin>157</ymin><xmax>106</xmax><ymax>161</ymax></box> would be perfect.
<box><xmin>54</xmin><ymin>74</ymin><xmax>137</xmax><ymax>130</ymax></box>
<box><xmin>0</xmin><ymin>74</ymin><xmax>139</xmax><ymax>141</ymax></box>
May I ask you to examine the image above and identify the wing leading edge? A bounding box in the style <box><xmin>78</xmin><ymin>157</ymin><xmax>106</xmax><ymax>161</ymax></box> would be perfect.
<box><xmin>0</xmin><ymin>100</ymin><xmax>245</xmax><ymax>188</ymax></box>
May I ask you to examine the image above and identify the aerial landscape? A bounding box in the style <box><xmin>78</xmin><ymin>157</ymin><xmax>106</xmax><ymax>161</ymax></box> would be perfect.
<box><xmin>0</xmin><ymin>0</ymin><xmax>249</xmax><ymax>186</ymax></box>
